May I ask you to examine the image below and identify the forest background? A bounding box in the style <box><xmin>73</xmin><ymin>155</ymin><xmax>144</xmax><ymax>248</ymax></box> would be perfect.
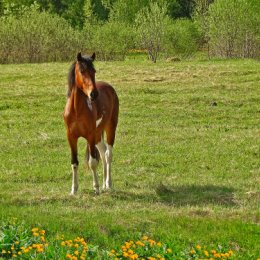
<box><xmin>0</xmin><ymin>0</ymin><xmax>259</xmax><ymax>63</ymax></box>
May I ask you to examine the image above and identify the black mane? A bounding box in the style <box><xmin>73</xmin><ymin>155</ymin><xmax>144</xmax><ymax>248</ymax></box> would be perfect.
<box><xmin>67</xmin><ymin>55</ymin><xmax>96</xmax><ymax>97</ymax></box>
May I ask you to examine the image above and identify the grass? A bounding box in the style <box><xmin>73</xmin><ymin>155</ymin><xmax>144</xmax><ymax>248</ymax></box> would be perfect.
<box><xmin>0</xmin><ymin>58</ymin><xmax>259</xmax><ymax>259</ymax></box>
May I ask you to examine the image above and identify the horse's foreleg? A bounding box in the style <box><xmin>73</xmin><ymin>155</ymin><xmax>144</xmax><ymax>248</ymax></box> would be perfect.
<box><xmin>88</xmin><ymin>139</ymin><xmax>100</xmax><ymax>195</ymax></box>
<box><xmin>68</xmin><ymin>135</ymin><xmax>78</xmax><ymax>195</ymax></box>
<box><xmin>96</xmin><ymin>141</ymin><xmax>107</xmax><ymax>190</ymax></box>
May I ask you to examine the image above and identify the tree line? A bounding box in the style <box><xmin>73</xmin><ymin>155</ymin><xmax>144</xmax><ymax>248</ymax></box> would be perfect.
<box><xmin>0</xmin><ymin>0</ymin><xmax>259</xmax><ymax>63</ymax></box>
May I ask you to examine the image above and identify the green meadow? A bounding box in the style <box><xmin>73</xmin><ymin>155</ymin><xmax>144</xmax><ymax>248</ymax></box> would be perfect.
<box><xmin>0</xmin><ymin>58</ymin><xmax>259</xmax><ymax>259</ymax></box>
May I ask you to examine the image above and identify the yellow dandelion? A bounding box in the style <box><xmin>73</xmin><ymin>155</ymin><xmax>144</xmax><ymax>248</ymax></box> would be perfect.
<box><xmin>214</xmin><ymin>253</ymin><xmax>221</xmax><ymax>258</ymax></box>
<box><xmin>196</xmin><ymin>245</ymin><xmax>201</xmax><ymax>250</ymax></box>
<box><xmin>136</xmin><ymin>241</ymin><xmax>145</xmax><ymax>247</ymax></box>
<box><xmin>40</xmin><ymin>229</ymin><xmax>46</xmax><ymax>235</ymax></box>
<box><xmin>148</xmin><ymin>239</ymin><xmax>156</xmax><ymax>246</ymax></box>
<box><xmin>157</xmin><ymin>242</ymin><xmax>162</xmax><ymax>247</ymax></box>
<box><xmin>167</xmin><ymin>248</ymin><xmax>172</xmax><ymax>253</ymax></box>
<box><xmin>130</xmin><ymin>254</ymin><xmax>138</xmax><ymax>260</ymax></box>
<box><xmin>190</xmin><ymin>249</ymin><xmax>196</xmax><ymax>255</ymax></box>
<box><xmin>31</xmin><ymin>228</ymin><xmax>39</xmax><ymax>233</ymax></box>
<box><xmin>228</xmin><ymin>250</ymin><xmax>233</xmax><ymax>256</ymax></box>
<box><xmin>204</xmin><ymin>250</ymin><xmax>209</xmax><ymax>257</ymax></box>
<box><xmin>128</xmin><ymin>249</ymin><xmax>134</xmax><ymax>255</ymax></box>
<box><xmin>37</xmin><ymin>247</ymin><xmax>44</xmax><ymax>253</ymax></box>
<box><xmin>123</xmin><ymin>251</ymin><xmax>128</xmax><ymax>257</ymax></box>
<box><xmin>142</xmin><ymin>236</ymin><xmax>148</xmax><ymax>241</ymax></box>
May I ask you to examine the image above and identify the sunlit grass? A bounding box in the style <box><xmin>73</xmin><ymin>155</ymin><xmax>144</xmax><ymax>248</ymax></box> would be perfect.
<box><xmin>0</xmin><ymin>58</ymin><xmax>259</xmax><ymax>259</ymax></box>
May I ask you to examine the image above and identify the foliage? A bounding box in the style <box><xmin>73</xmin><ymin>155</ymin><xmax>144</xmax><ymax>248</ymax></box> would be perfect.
<box><xmin>163</xmin><ymin>18</ymin><xmax>200</xmax><ymax>58</ymax></box>
<box><xmin>207</xmin><ymin>0</ymin><xmax>260</xmax><ymax>58</ymax></box>
<box><xmin>0</xmin><ymin>4</ymin><xmax>84</xmax><ymax>63</ymax></box>
<box><xmin>135</xmin><ymin>2</ymin><xmax>171</xmax><ymax>63</ymax></box>
<box><xmin>0</xmin><ymin>220</ymin><xmax>239</xmax><ymax>259</ymax></box>
<box><xmin>0</xmin><ymin>0</ymin><xmax>198</xmax><ymax>27</ymax></box>
<box><xmin>83</xmin><ymin>21</ymin><xmax>135</xmax><ymax>61</ymax></box>
<box><xmin>109</xmin><ymin>0</ymin><xmax>148</xmax><ymax>24</ymax></box>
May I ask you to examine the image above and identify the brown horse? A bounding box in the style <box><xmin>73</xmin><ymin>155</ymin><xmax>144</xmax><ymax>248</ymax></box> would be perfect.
<box><xmin>63</xmin><ymin>52</ymin><xmax>119</xmax><ymax>195</ymax></box>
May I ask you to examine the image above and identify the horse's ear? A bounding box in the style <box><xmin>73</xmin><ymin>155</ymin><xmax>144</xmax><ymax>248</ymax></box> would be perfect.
<box><xmin>77</xmin><ymin>52</ymin><xmax>82</xmax><ymax>61</ymax></box>
<box><xmin>91</xmin><ymin>52</ymin><xmax>96</xmax><ymax>61</ymax></box>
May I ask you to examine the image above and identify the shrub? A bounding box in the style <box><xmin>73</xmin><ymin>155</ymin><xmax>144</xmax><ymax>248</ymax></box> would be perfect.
<box><xmin>83</xmin><ymin>21</ymin><xmax>135</xmax><ymax>61</ymax></box>
<box><xmin>0</xmin><ymin>5</ymin><xmax>84</xmax><ymax>63</ymax></box>
<box><xmin>163</xmin><ymin>18</ymin><xmax>200</xmax><ymax>58</ymax></box>
<box><xmin>207</xmin><ymin>0</ymin><xmax>260</xmax><ymax>58</ymax></box>
<box><xmin>135</xmin><ymin>2</ymin><xmax>171</xmax><ymax>63</ymax></box>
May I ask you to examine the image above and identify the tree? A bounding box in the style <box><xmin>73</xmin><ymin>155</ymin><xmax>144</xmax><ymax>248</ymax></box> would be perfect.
<box><xmin>135</xmin><ymin>2</ymin><xmax>171</xmax><ymax>63</ymax></box>
<box><xmin>207</xmin><ymin>0</ymin><xmax>259</xmax><ymax>58</ymax></box>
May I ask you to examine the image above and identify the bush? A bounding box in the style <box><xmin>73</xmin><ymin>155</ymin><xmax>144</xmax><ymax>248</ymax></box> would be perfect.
<box><xmin>163</xmin><ymin>18</ymin><xmax>200</xmax><ymax>58</ymax></box>
<box><xmin>0</xmin><ymin>5</ymin><xmax>84</xmax><ymax>63</ymax></box>
<box><xmin>207</xmin><ymin>0</ymin><xmax>260</xmax><ymax>58</ymax></box>
<box><xmin>83</xmin><ymin>21</ymin><xmax>135</xmax><ymax>61</ymax></box>
<box><xmin>135</xmin><ymin>2</ymin><xmax>171</xmax><ymax>63</ymax></box>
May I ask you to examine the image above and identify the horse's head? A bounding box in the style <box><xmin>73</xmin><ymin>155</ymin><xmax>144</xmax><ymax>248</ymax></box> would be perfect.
<box><xmin>75</xmin><ymin>52</ymin><xmax>98</xmax><ymax>101</ymax></box>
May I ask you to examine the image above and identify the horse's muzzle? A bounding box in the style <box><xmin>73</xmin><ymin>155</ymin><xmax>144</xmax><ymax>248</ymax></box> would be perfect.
<box><xmin>90</xmin><ymin>90</ymin><xmax>98</xmax><ymax>101</ymax></box>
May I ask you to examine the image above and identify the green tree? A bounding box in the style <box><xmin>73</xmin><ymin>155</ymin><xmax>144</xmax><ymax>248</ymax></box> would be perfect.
<box><xmin>135</xmin><ymin>2</ymin><xmax>171</xmax><ymax>62</ymax></box>
<box><xmin>109</xmin><ymin>0</ymin><xmax>148</xmax><ymax>24</ymax></box>
<box><xmin>0</xmin><ymin>4</ymin><xmax>83</xmax><ymax>63</ymax></box>
<box><xmin>163</xmin><ymin>18</ymin><xmax>200</xmax><ymax>58</ymax></box>
<box><xmin>207</xmin><ymin>0</ymin><xmax>259</xmax><ymax>58</ymax></box>
<box><xmin>83</xmin><ymin>20</ymin><xmax>134</xmax><ymax>60</ymax></box>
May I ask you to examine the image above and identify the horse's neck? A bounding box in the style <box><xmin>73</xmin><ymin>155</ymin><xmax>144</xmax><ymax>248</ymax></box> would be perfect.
<box><xmin>71</xmin><ymin>86</ymin><xmax>95</xmax><ymax>116</ymax></box>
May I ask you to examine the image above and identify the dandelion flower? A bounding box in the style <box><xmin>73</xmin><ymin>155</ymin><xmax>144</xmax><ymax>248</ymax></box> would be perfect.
<box><xmin>204</xmin><ymin>250</ymin><xmax>209</xmax><ymax>257</ymax></box>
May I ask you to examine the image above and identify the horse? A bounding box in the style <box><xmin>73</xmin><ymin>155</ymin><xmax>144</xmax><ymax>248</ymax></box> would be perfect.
<box><xmin>63</xmin><ymin>52</ymin><xmax>119</xmax><ymax>195</ymax></box>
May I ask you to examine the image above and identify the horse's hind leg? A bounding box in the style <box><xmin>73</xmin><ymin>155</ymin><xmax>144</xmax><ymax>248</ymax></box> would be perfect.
<box><xmin>96</xmin><ymin>135</ymin><xmax>107</xmax><ymax>190</ymax></box>
<box><xmin>104</xmin><ymin>124</ymin><xmax>117</xmax><ymax>190</ymax></box>
<box><xmin>88</xmin><ymin>136</ymin><xmax>100</xmax><ymax>195</ymax></box>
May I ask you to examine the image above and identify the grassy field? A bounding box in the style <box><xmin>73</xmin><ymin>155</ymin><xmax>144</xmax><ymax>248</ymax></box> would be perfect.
<box><xmin>0</xmin><ymin>57</ymin><xmax>259</xmax><ymax>259</ymax></box>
